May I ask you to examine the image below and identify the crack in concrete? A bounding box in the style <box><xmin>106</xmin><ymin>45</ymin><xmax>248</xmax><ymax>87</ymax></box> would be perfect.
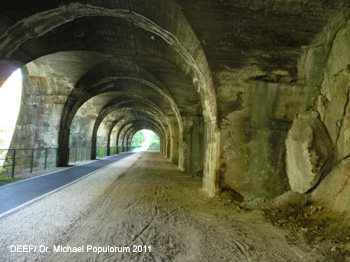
<box><xmin>335</xmin><ymin>88</ymin><xmax>350</xmax><ymax>146</ymax></box>
<box><xmin>319</xmin><ymin>12</ymin><xmax>350</xmax><ymax>99</ymax></box>
<box><xmin>343</xmin><ymin>154</ymin><xmax>350</xmax><ymax>160</ymax></box>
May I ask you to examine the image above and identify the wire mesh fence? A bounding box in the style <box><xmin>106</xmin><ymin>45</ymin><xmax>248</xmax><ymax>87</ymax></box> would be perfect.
<box><xmin>68</xmin><ymin>147</ymin><xmax>92</xmax><ymax>165</ymax></box>
<box><xmin>110</xmin><ymin>146</ymin><xmax>118</xmax><ymax>155</ymax></box>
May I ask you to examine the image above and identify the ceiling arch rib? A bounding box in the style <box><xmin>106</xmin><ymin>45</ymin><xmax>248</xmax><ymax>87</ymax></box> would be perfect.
<box><xmin>124</xmin><ymin>122</ymin><xmax>164</xmax><ymax>147</ymax></box>
<box><xmin>57</xmin><ymin>56</ymin><xmax>182</xmax><ymax>166</ymax></box>
<box><xmin>127</xmin><ymin>125</ymin><xmax>163</xmax><ymax>150</ymax></box>
<box><xmin>97</xmin><ymin>103</ymin><xmax>170</xmax><ymax>143</ymax></box>
<box><xmin>95</xmin><ymin>99</ymin><xmax>170</xmax><ymax>127</ymax></box>
<box><xmin>106</xmin><ymin>108</ymin><xmax>166</xmax><ymax>152</ymax></box>
<box><xmin>85</xmin><ymin>97</ymin><xmax>171</xmax><ymax>146</ymax></box>
<box><xmin>121</xmin><ymin>116</ymin><xmax>166</xmax><ymax>138</ymax></box>
<box><xmin>92</xmin><ymin>101</ymin><xmax>169</xmax><ymax>158</ymax></box>
<box><xmin>60</xmin><ymin>57</ymin><xmax>182</xmax><ymax>130</ymax></box>
<box><xmin>126</xmin><ymin>123</ymin><xmax>163</xmax><ymax>141</ymax></box>
<box><xmin>0</xmin><ymin>2</ymin><xmax>216</xmax><ymax>123</ymax></box>
<box><xmin>117</xmin><ymin>119</ymin><xmax>164</xmax><ymax>149</ymax></box>
<box><xmin>61</xmin><ymin>87</ymin><xmax>173</xmax><ymax>161</ymax></box>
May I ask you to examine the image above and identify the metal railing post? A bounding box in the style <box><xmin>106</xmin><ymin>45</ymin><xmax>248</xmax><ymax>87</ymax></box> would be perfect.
<box><xmin>44</xmin><ymin>148</ymin><xmax>48</xmax><ymax>170</ymax></box>
<box><xmin>11</xmin><ymin>149</ymin><xmax>16</xmax><ymax>178</ymax></box>
<box><xmin>75</xmin><ymin>147</ymin><xmax>77</xmax><ymax>163</ymax></box>
<box><xmin>30</xmin><ymin>149</ymin><xmax>34</xmax><ymax>173</ymax></box>
<box><xmin>56</xmin><ymin>148</ymin><xmax>58</xmax><ymax>167</ymax></box>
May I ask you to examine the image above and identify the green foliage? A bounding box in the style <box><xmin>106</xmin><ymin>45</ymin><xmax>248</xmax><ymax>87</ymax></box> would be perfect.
<box><xmin>0</xmin><ymin>127</ymin><xmax>5</xmax><ymax>148</ymax></box>
<box><xmin>0</xmin><ymin>177</ymin><xmax>20</xmax><ymax>182</ymax></box>
<box><xmin>0</xmin><ymin>128</ymin><xmax>8</xmax><ymax>174</ymax></box>
<box><xmin>132</xmin><ymin>131</ymin><xmax>146</xmax><ymax>146</ymax></box>
<box><xmin>0</xmin><ymin>155</ymin><xmax>12</xmax><ymax>174</ymax></box>
<box><xmin>147</xmin><ymin>149</ymin><xmax>159</xmax><ymax>152</ymax></box>
<box><xmin>150</xmin><ymin>132</ymin><xmax>160</xmax><ymax>145</ymax></box>
<box><xmin>110</xmin><ymin>146</ymin><xmax>118</xmax><ymax>155</ymax></box>
<box><xmin>0</xmin><ymin>165</ymin><xmax>7</xmax><ymax>174</ymax></box>
<box><xmin>98</xmin><ymin>147</ymin><xmax>106</xmax><ymax>157</ymax></box>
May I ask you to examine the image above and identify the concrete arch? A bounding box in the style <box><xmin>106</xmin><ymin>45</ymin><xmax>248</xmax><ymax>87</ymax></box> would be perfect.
<box><xmin>58</xmin><ymin>81</ymin><xmax>175</xmax><ymax>166</ymax></box>
<box><xmin>118</xmin><ymin>120</ymin><xmax>165</xmax><ymax>153</ymax></box>
<box><xmin>128</xmin><ymin>127</ymin><xmax>163</xmax><ymax>154</ymax></box>
<box><xmin>124</xmin><ymin>123</ymin><xmax>164</xmax><ymax>153</ymax></box>
<box><xmin>0</xmin><ymin>1</ymin><xmax>219</xmax><ymax>195</ymax></box>
<box><xmin>92</xmin><ymin>100</ymin><xmax>170</xmax><ymax>159</ymax></box>
<box><xmin>59</xmin><ymin>57</ymin><xmax>183</xmax><ymax>130</ymax></box>
<box><xmin>117</xmin><ymin>118</ymin><xmax>165</xmax><ymax>148</ymax></box>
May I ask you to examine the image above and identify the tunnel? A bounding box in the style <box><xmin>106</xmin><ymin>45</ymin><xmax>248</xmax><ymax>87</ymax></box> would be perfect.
<box><xmin>0</xmin><ymin>1</ymin><xmax>350</xmax><ymax>261</ymax></box>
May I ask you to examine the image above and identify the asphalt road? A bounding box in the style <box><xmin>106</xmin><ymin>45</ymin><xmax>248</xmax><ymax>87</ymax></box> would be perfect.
<box><xmin>0</xmin><ymin>152</ymin><xmax>134</xmax><ymax>219</ymax></box>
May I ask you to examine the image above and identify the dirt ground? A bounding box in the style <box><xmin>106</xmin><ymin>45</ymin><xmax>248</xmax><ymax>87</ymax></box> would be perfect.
<box><xmin>1</xmin><ymin>152</ymin><xmax>349</xmax><ymax>262</ymax></box>
<box><xmin>40</xmin><ymin>152</ymin><xmax>341</xmax><ymax>262</ymax></box>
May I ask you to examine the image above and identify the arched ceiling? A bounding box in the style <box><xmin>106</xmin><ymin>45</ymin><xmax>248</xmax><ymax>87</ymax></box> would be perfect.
<box><xmin>0</xmin><ymin>0</ymin><xmax>212</xmax><ymax>143</ymax></box>
<box><xmin>0</xmin><ymin>0</ymin><xmax>348</xmax><ymax>163</ymax></box>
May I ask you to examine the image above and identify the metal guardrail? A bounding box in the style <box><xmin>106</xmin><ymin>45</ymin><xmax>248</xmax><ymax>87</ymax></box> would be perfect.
<box><xmin>0</xmin><ymin>148</ymin><xmax>58</xmax><ymax>178</ymax></box>
<box><xmin>0</xmin><ymin>146</ymin><xmax>128</xmax><ymax>178</ymax></box>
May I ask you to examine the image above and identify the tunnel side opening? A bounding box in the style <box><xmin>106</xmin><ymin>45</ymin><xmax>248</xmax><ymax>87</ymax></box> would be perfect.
<box><xmin>0</xmin><ymin>69</ymin><xmax>22</xmax><ymax>177</ymax></box>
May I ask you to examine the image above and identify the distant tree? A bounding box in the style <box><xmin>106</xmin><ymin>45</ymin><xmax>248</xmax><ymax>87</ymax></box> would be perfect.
<box><xmin>0</xmin><ymin>129</ymin><xmax>4</xmax><ymax>148</ymax></box>
<box><xmin>150</xmin><ymin>132</ymin><xmax>160</xmax><ymax>145</ymax></box>
<box><xmin>0</xmin><ymin>128</ymin><xmax>7</xmax><ymax>174</ymax></box>
<box><xmin>132</xmin><ymin>131</ymin><xmax>146</xmax><ymax>146</ymax></box>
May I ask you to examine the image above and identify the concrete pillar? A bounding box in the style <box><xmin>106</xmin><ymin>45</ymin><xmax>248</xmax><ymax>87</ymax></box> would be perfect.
<box><xmin>8</xmin><ymin>67</ymin><xmax>73</xmax><ymax>167</ymax></box>
<box><xmin>166</xmin><ymin>137</ymin><xmax>171</xmax><ymax>158</ymax></box>
<box><xmin>91</xmin><ymin>132</ymin><xmax>97</xmax><ymax>159</ymax></box>
<box><xmin>57</xmin><ymin>128</ymin><xmax>70</xmax><ymax>166</ymax></box>
<box><xmin>202</xmin><ymin>120</ymin><xmax>220</xmax><ymax>196</ymax></box>
<box><xmin>169</xmin><ymin>117</ymin><xmax>179</xmax><ymax>164</ymax></box>
<box><xmin>162</xmin><ymin>133</ymin><xmax>167</xmax><ymax>156</ymax></box>
<box><xmin>181</xmin><ymin>116</ymin><xmax>204</xmax><ymax>174</ymax></box>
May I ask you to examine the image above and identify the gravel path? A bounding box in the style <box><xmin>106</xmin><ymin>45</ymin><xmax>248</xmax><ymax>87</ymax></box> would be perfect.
<box><xmin>0</xmin><ymin>152</ymin><xmax>327</xmax><ymax>262</ymax></box>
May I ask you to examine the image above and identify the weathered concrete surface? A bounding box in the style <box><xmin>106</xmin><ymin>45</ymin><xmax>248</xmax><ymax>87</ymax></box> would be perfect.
<box><xmin>312</xmin><ymin>157</ymin><xmax>350</xmax><ymax>217</ymax></box>
<box><xmin>286</xmin><ymin>111</ymin><xmax>334</xmax><ymax>193</ymax></box>
<box><xmin>220</xmin><ymin>81</ymin><xmax>317</xmax><ymax>200</ymax></box>
<box><xmin>9</xmin><ymin>52</ymin><xmax>110</xmax><ymax>149</ymax></box>
<box><xmin>336</xmin><ymin>89</ymin><xmax>350</xmax><ymax>159</ymax></box>
<box><xmin>10</xmin><ymin>64</ymin><xmax>72</xmax><ymax>149</ymax></box>
<box><xmin>182</xmin><ymin>116</ymin><xmax>204</xmax><ymax>175</ymax></box>
<box><xmin>319</xmin><ymin>20</ymin><xmax>350</xmax><ymax>160</ymax></box>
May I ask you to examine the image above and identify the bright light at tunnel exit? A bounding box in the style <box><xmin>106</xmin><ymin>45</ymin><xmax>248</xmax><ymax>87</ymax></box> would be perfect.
<box><xmin>132</xmin><ymin>129</ymin><xmax>159</xmax><ymax>152</ymax></box>
<box><xmin>0</xmin><ymin>69</ymin><xmax>23</xmax><ymax>151</ymax></box>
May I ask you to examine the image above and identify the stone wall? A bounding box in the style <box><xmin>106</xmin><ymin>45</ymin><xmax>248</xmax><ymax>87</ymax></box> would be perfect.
<box><xmin>10</xmin><ymin>64</ymin><xmax>73</xmax><ymax>150</ymax></box>
<box><xmin>310</xmin><ymin>18</ymin><xmax>350</xmax><ymax>218</ymax></box>
<box><xmin>219</xmin><ymin>80</ymin><xmax>316</xmax><ymax>200</ymax></box>
<box><xmin>216</xmin><ymin>10</ymin><xmax>350</xmax><ymax>208</ymax></box>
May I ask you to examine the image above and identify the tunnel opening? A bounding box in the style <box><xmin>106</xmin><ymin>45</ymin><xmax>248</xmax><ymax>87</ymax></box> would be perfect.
<box><xmin>0</xmin><ymin>69</ymin><xmax>22</xmax><ymax>171</ymax></box>
<box><xmin>132</xmin><ymin>129</ymin><xmax>160</xmax><ymax>152</ymax></box>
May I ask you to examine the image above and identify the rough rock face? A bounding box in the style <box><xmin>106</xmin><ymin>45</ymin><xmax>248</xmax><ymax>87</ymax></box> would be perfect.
<box><xmin>285</xmin><ymin>111</ymin><xmax>333</xmax><ymax>193</ymax></box>
<box><xmin>312</xmin><ymin>157</ymin><xmax>350</xmax><ymax>216</ymax></box>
